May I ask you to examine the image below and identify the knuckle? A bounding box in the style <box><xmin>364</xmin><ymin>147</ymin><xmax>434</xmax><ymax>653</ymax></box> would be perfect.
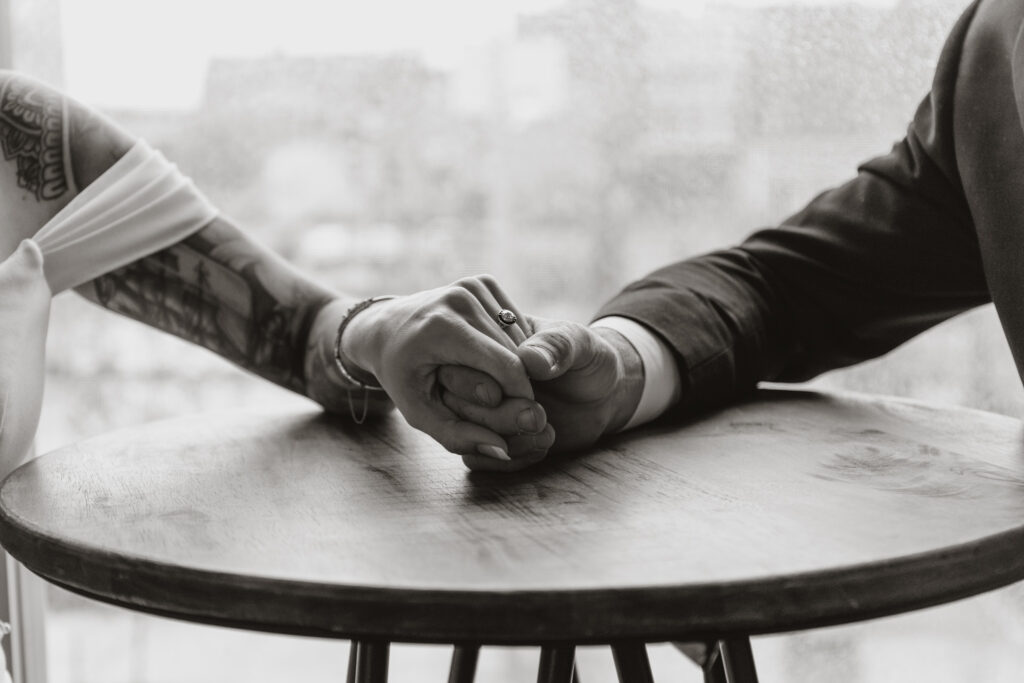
<box><xmin>436</xmin><ymin>365</ymin><xmax>457</xmax><ymax>387</ymax></box>
<box><xmin>440</xmin><ymin>287</ymin><xmax>475</xmax><ymax>313</ymax></box>
<box><xmin>420</xmin><ymin>309</ymin><xmax>456</xmax><ymax>335</ymax></box>
<box><xmin>418</xmin><ymin>312</ymin><xmax>443</xmax><ymax>336</ymax></box>
<box><xmin>500</xmin><ymin>352</ymin><xmax>525</xmax><ymax>376</ymax></box>
<box><xmin>542</xmin><ymin>329</ymin><xmax>574</xmax><ymax>357</ymax></box>
<box><xmin>514</xmin><ymin>426</ymin><xmax>555</xmax><ymax>453</ymax></box>
<box><xmin>439</xmin><ymin>287</ymin><xmax>462</xmax><ymax>304</ymax></box>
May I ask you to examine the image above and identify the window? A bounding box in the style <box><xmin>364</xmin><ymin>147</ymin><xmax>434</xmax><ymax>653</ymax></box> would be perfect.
<box><xmin>9</xmin><ymin>1</ymin><xmax>1022</xmax><ymax>681</ymax></box>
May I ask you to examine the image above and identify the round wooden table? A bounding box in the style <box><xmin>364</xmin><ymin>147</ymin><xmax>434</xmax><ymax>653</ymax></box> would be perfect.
<box><xmin>3</xmin><ymin>388</ymin><xmax>1024</xmax><ymax>683</ymax></box>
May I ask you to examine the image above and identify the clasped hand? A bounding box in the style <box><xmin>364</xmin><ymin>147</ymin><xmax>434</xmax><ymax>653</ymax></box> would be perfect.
<box><xmin>322</xmin><ymin>275</ymin><xmax>641</xmax><ymax>471</ymax></box>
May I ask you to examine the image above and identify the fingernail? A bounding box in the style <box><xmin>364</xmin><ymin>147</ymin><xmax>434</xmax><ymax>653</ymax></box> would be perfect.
<box><xmin>474</xmin><ymin>383</ymin><xmax>494</xmax><ymax>405</ymax></box>
<box><xmin>477</xmin><ymin>444</ymin><xmax>510</xmax><ymax>461</ymax></box>
<box><xmin>532</xmin><ymin>345</ymin><xmax>557</xmax><ymax>370</ymax></box>
<box><xmin>516</xmin><ymin>408</ymin><xmax>539</xmax><ymax>433</ymax></box>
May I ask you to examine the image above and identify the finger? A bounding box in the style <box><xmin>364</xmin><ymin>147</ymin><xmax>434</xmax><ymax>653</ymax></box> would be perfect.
<box><xmin>402</xmin><ymin>405</ymin><xmax>512</xmax><ymax>461</ymax></box>
<box><xmin>507</xmin><ymin>424</ymin><xmax>556</xmax><ymax>459</ymax></box>
<box><xmin>460</xmin><ymin>454</ymin><xmax>525</xmax><ymax>472</ymax></box>
<box><xmin>439</xmin><ymin>286</ymin><xmax>517</xmax><ymax>352</ymax></box>
<box><xmin>517</xmin><ymin>320</ymin><xmax>593</xmax><ymax>381</ymax></box>
<box><xmin>494</xmin><ymin>308</ymin><xmax>527</xmax><ymax>346</ymax></box>
<box><xmin>441</xmin><ymin>389</ymin><xmax>547</xmax><ymax>435</ymax></box>
<box><xmin>437</xmin><ymin>365</ymin><xmax>503</xmax><ymax>407</ymax></box>
<box><xmin>434</xmin><ymin>317</ymin><xmax>534</xmax><ymax>400</ymax></box>
<box><xmin>475</xmin><ymin>274</ymin><xmax>534</xmax><ymax>337</ymax></box>
<box><xmin>452</xmin><ymin>275</ymin><xmax>530</xmax><ymax>345</ymax></box>
<box><xmin>460</xmin><ymin>425</ymin><xmax>554</xmax><ymax>472</ymax></box>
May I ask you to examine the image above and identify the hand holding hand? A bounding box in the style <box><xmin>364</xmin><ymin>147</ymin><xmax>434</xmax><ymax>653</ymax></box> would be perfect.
<box><xmin>439</xmin><ymin>317</ymin><xmax>644</xmax><ymax>471</ymax></box>
<box><xmin>306</xmin><ymin>275</ymin><xmax>553</xmax><ymax>462</ymax></box>
<box><xmin>518</xmin><ymin>319</ymin><xmax>644</xmax><ymax>451</ymax></box>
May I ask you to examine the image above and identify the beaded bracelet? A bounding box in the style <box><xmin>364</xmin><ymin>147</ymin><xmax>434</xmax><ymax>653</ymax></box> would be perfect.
<box><xmin>332</xmin><ymin>295</ymin><xmax>397</xmax><ymax>424</ymax></box>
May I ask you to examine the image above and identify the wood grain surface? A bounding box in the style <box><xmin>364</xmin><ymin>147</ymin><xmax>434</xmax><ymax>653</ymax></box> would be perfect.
<box><xmin>2</xmin><ymin>388</ymin><xmax>1024</xmax><ymax>644</ymax></box>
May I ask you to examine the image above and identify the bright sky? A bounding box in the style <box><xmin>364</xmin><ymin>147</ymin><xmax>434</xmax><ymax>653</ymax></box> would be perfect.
<box><xmin>59</xmin><ymin>0</ymin><xmax>898</xmax><ymax>109</ymax></box>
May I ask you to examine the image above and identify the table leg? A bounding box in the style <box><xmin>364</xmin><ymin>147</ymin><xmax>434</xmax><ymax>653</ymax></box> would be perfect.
<box><xmin>346</xmin><ymin>640</ymin><xmax>390</xmax><ymax>683</ymax></box>
<box><xmin>611</xmin><ymin>643</ymin><xmax>653</xmax><ymax>683</ymax></box>
<box><xmin>703</xmin><ymin>638</ymin><xmax>758</xmax><ymax>683</ymax></box>
<box><xmin>537</xmin><ymin>645</ymin><xmax>576</xmax><ymax>683</ymax></box>
<box><xmin>346</xmin><ymin>642</ymin><xmax>357</xmax><ymax>683</ymax></box>
<box><xmin>448</xmin><ymin>644</ymin><xmax>480</xmax><ymax>683</ymax></box>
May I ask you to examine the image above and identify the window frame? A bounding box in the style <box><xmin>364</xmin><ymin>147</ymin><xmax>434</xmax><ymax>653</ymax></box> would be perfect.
<box><xmin>0</xmin><ymin>0</ymin><xmax>49</xmax><ymax>678</ymax></box>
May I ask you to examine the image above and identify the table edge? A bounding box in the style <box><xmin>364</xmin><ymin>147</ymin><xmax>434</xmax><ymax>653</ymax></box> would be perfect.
<box><xmin>2</xmin><ymin>501</ymin><xmax>1023</xmax><ymax>644</ymax></box>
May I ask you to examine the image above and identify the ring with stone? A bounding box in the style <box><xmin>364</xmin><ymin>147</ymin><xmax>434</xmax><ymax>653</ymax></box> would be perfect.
<box><xmin>496</xmin><ymin>309</ymin><xmax>518</xmax><ymax>327</ymax></box>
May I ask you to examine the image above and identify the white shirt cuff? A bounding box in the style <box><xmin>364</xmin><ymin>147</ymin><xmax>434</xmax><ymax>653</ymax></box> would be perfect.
<box><xmin>591</xmin><ymin>316</ymin><xmax>681</xmax><ymax>430</ymax></box>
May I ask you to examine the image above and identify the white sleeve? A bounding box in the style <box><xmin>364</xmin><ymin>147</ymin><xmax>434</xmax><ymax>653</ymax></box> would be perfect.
<box><xmin>591</xmin><ymin>316</ymin><xmax>682</xmax><ymax>430</ymax></box>
<box><xmin>33</xmin><ymin>139</ymin><xmax>217</xmax><ymax>294</ymax></box>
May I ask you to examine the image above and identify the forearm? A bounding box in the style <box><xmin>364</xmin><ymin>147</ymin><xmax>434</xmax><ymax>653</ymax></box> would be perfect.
<box><xmin>75</xmin><ymin>215</ymin><xmax>351</xmax><ymax>399</ymax></box>
<box><xmin>595</xmin><ymin>251</ymin><xmax>788</xmax><ymax>415</ymax></box>
<box><xmin>597</xmin><ymin>9</ymin><xmax>989</xmax><ymax>415</ymax></box>
<box><xmin>0</xmin><ymin>71</ymin><xmax>381</xmax><ymax>411</ymax></box>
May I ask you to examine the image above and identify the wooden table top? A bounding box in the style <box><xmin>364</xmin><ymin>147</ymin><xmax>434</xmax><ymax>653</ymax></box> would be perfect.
<box><xmin>2</xmin><ymin>388</ymin><xmax>1024</xmax><ymax>645</ymax></box>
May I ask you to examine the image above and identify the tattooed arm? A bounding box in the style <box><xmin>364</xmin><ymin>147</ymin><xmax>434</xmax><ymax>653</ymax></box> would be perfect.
<box><xmin>79</xmin><ymin>216</ymin><xmax>385</xmax><ymax>414</ymax></box>
<box><xmin>62</xmin><ymin>92</ymin><xmax>395</xmax><ymax>417</ymax></box>
<box><xmin>0</xmin><ymin>71</ymin><xmax>551</xmax><ymax>464</ymax></box>
<box><xmin>0</xmin><ymin>72</ymin><xmax>378</xmax><ymax>414</ymax></box>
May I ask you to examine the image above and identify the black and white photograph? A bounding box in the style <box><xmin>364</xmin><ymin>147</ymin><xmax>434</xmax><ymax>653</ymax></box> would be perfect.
<box><xmin>0</xmin><ymin>0</ymin><xmax>1021</xmax><ymax>681</ymax></box>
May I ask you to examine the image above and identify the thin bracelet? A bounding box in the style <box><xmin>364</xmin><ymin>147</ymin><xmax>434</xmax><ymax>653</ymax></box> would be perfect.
<box><xmin>332</xmin><ymin>295</ymin><xmax>396</xmax><ymax>424</ymax></box>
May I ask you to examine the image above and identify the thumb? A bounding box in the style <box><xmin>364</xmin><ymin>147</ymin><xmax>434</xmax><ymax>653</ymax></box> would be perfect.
<box><xmin>518</xmin><ymin>320</ymin><xmax>590</xmax><ymax>381</ymax></box>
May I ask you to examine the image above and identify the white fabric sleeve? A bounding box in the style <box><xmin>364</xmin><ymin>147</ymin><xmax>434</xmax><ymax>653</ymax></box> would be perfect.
<box><xmin>591</xmin><ymin>316</ymin><xmax>682</xmax><ymax>430</ymax></box>
<box><xmin>32</xmin><ymin>139</ymin><xmax>218</xmax><ymax>294</ymax></box>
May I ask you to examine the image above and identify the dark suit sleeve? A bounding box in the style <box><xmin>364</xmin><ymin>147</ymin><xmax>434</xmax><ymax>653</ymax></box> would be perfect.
<box><xmin>594</xmin><ymin>1</ymin><xmax>990</xmax><ymax>414</ymax></box>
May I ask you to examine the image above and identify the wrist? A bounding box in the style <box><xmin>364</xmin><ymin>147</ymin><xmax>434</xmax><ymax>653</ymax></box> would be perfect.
<box><xmin>593</xmin><ymin>327</ymin><xmax>644</xmax><ymax>434</ymax></box>
<box><xmin>303</xmin><ymin>296</ymin><xmax>395</xmax><ymax>417</ymax></box>
<box><xmin>337</xmin><ymin>296</ymin><xmax>395</xmax><ymax>386</ymax></box>
<box><xmin>304</xmin><ymin>298</ymin><xmax>351</xmax><ymax>402</ymax></box>
<box><xmin>303</xmin><ymin>296</ymin><xmax>382</xmax><ymax>395</ymax></box>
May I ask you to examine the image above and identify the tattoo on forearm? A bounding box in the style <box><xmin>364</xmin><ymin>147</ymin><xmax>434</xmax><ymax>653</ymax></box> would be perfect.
<box><xmin>0</xmin><ymin>77</ymin><xmax>69</xmax><ymax>201</ymax></box>
<box><xmin>89</xmin><ymin>219</ymin><xmax>332</xmax><ymax>394</ymax></box>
